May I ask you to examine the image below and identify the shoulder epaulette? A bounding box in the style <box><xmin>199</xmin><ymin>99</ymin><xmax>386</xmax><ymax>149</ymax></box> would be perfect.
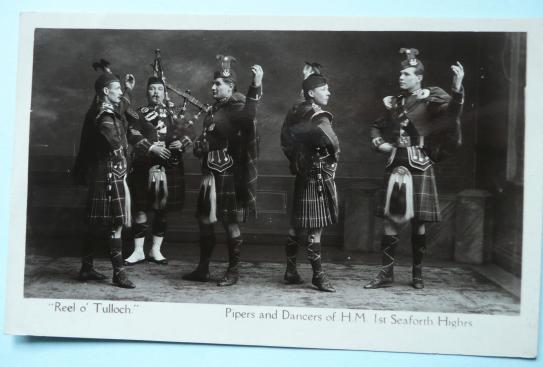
<box><xmin>309</xmin><ymin>103</ymin><xmax>333</xmax><ymax>123</ymax></box>
<box><xmin>311</xmin><ymin>110</ymin><xmax>334</xmax><ymax>123</ymax></box>
<box><xmin>383</xmin><ymin>96</ymin><xmax>396</xmax><ymax>110</ymax></box>
<box><xmin>96</xmin><ymin>102</ymin><xmax>116</xmax><ymax>119</ymax></box>
<box><xmin>422</xmin><ymin>86</ymin><xmax>451</xmax><ymax>103</ymax></box>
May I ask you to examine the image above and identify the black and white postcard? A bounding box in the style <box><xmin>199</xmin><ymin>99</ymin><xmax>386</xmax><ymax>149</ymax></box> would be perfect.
<box><xmin>4</xmin><ymin>13</ymin><xmax>542</xmax><ymax>357</ymax></box>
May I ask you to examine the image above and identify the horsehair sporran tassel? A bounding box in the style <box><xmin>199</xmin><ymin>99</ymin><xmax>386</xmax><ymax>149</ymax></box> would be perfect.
<box><xmin>148</xmin><ymin>165</ymin><xmax>168</xmax><ymax>210</ymax></box>
<box><xmin>158</xmin><ymin>167</ymin><xmax>168</xmax><ymax>209</ymax></box>
<box><xmin>209</xmin><ymin>174</ymin><xmax>217</xmax><ymax>223</ymax></box>
<box><xmin>123</xmin><ymin>175</ymin><xmax>132</xmax><ymax>227</ymax></box>
<box><xmin>404</xmin><ymin>171</ymin><xmax>414</xmax><ymax>220</ymax></box>
<box><xmin>384</xmin><ymin>166</ymin><xmax>414</xmax><ymax>223</ymax></box>
<box><xmin>200</xmin><ymin>174</ymin><xmax>217</xmax><ymax>224</ymax></box>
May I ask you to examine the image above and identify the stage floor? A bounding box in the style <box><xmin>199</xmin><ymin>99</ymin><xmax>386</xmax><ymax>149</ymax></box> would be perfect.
<box><xmin>24</xmin><ymin>250</ymin><xmax>520</xmax><ymax>315</ymax></box>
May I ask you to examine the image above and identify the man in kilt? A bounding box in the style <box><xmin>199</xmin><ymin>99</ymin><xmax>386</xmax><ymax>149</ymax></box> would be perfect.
<box><xmin>365</xmin><ymin>48</ymin><xmax>465</xmax><ymax>289</ymax></box>
<box><xmin>72</xmin><ymin>64</ymin><xmax>139</xmax><ymax>289</ymax></box>
<box><xmin>182</xmin><ymin>55</ymin><xmax>263</xmax><ymax>286</ymax></box>
<box><xmin>124</xmin><ymin>76</ymin><xmax>195</xmax><ymax>266</ymax></box>
<box><xmin>280</xmin><ymin>65</ymin><xmax>339</xmax><ymax>292</ymax></box>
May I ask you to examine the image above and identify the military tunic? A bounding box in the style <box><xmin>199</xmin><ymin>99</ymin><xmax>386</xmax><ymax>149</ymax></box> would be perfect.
<box><xmin>371</xmin><ymin>86</ymin><xmax>464</xmax><ymax>222</ymax></box>
<box><xmin>82</xmin><ymin>93</ymin><xmax>134</xmax><ymax>227</ymax></box>
<box><xmin>281</xmin><ymin>101</ymin><xmax>340</xmax><ymax>229</ymax></box>
<box><xmin>194</xmin><ymin>85</ymin><xmax>261</xmax><ymax>223</ymax></box>
<box><xmin>128</xmin><ymin>103</ymin><xmax>195</xmax><ymax>212</ymax></box>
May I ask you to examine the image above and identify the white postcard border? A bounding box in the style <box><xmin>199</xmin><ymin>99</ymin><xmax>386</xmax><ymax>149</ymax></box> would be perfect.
<box><xmin>5</xmin><ymin>13</ymin><xmax>542</xmax><ymax>358</ymax></box>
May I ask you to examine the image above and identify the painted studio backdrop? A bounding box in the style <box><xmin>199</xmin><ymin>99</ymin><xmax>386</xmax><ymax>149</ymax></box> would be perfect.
<box><xmin>26</xmin><ymin>29</ymin><xmax>525</xmax><ymax>280</ymax></box>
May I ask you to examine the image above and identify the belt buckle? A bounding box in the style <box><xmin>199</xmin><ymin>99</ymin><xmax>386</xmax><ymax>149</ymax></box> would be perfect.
<box><xmin>397</xmin><ymin>136</ymin><xmax>411</xmax><ymax>148</ymax></box>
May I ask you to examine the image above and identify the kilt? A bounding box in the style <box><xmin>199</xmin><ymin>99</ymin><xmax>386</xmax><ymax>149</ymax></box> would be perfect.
<box><xmin>291</xmin><ymin>171</ymin><xmax>339</xmax><ymax>229</ymax></box>
<box><xmin>86</xmin><ymin>159</ymin><xmax>130</xmax><ymax>227</ymax></box>
<box><xmin>375</xmin><ymin>149</ymin><xmax>441</xmax><ymax>222</ymax></box>
<box><xmin>196</xmin><ymin>167</ymin><xmax>246</xmax><ymax>224</ymax></box>
<box><xmin>129</xmin><ymin>162</ymin><xmax>185</xmax><ymax>213</ymax></box>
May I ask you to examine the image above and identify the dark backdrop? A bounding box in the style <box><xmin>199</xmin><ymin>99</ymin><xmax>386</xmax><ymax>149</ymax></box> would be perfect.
<box><xmin>29</xmin><ymin>29</ymin><xmax>483</xmax><ymax>180</ymax></box>
<box><xmin>26</xmin><ymin>29</ymin><xmax>525</xmax><ymax>274</ymax></box>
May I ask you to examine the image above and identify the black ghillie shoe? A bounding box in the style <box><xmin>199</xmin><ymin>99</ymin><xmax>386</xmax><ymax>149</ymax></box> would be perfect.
<box><xmin>364</xmin><ymin>268</ymin><xmax>394</xmax><ymax>289</ymax></box>
<box><xmin>284</xmin><ymin>269</ymin><xmax>303</xmax><ymax>284</ymax></box>
<box><xmin>411</xmin><ymin>265</ymin><xmax>424</xmax><ymax>289</ymax></box>
<box><xmin>78</xmin><ymin>268</ymin><xmax>107</xmax><ymax>281</ymax></box>
<box><xmin>217</xmin><ymin>236</ymin><xmax>242</xmax><ymax>286</ymax></box>
<box><xmin>365</xmin><ymin>235</ymin><xmax>398</xmax><ymax>289</ymax></box>
<box><xmin>147</xmin><ymin>257</ymin><xmax>168</xmax><ymax>265</ymax></box>
<box><xmin>112</xmin><ymin>270</ymin><xmax>136</xmax><ymax>289</ymax></box>
<box><xmin>123</xmin><ymin>258</ymin><xmax>146</xmax><ymax>266</ymax></box>
<box><xmin>311</xmin><ymin>272</ymin><xmax>335</xmax><ymax>292</ymax></box>
<box><xmin>217</xmin><ymin>268</ymin><xmax>239</xmax><ymax>287</ymax></box>
<box><xmin>182</xmin><ymin>269</ymin><xmax>210</xmax><ymax>282</ymax></box>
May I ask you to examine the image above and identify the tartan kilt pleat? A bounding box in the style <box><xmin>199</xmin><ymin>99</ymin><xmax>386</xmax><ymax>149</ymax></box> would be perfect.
<box><xmin>291</xmin><ymin>172</ymin><xmax>339</xmax><ymax>229</ymax></box>
<box><xmin>86</xmin><ymin>160</ymin><xmax>129</xmax><ymax>227</ymax></box>
<box><xmin>375</xmin><ymin>165</ymin><xmax>441</xmax><ymax>222</ymax></box>
<box><xmin>196</xmin><ymin>167</ymin><xmax>246</xmax><ymax>223</ymax></box>
<box><xmin>130</xmin><ymin>163</ymin><xmax>185</xmax><ymax>212</ymax></box>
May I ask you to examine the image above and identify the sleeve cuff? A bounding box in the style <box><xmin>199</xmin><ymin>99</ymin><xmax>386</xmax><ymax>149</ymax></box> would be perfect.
<box><xmin>451</xmin><ymin>86</ymin><xmax>465</xmax><ymax>104</ymax></box>
<box><xmin>181</xmin><ymin>135</ymin><xmax>193</xmax><ymax>145</ymax></box>
<box><xmin>247</xmin><ymin>85</ymin><xmax>262</xmax><ymax>101</ymax></box>
<box><xmin>372</xmin><ymin>137</ymin><xmax>385</xmax><ymax>149</ymax></box>
<box><xmin>135</xmin><ymin>139</ymin><xmax>153</xmax><ymax>154</ymax></box>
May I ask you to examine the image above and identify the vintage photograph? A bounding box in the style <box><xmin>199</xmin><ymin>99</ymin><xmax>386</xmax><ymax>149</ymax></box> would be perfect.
<box><xmin>23</xmin><ymin>27</ymin><xmax>523</xmax><ymax>312</ymax></box>
<box><xmin>6</xmin><ymin>14</ymin><xmax>541</xmax><ymax>357</ymax></box>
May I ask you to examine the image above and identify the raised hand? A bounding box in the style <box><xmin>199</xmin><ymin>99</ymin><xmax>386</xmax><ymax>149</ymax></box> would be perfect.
<box><xmin>451</xmin><ymin>61</ymin><xmax>464</xmax><ymax>92</ymax></box>
<box><xmin>251</xmin><ymin>64</ymin><xmax>264</xmax><ymax>87</ymax></box>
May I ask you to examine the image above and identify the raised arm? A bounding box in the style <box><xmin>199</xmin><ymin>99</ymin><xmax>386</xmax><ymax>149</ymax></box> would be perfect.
<box><xmin>118</xmin><ymin>74</ymin><xmax>135</xmax><ymax>115</ymax></box>
<box><xmin>442</xmin><ymin>61</ymin><xmax>465</xmax><ymax>118</ymax></box>
<box><xmin>231</xmin><ymin>65</ymin><xmax>263</xmax><ymax>129</ymax></box>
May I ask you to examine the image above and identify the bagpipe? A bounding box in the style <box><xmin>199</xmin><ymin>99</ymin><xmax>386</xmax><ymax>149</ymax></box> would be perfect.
<box><xmin>151</xmin><ymin>49</ymin><xmax>211</xmax><ymax>120</ymax></box>
<box><xmin>150</xmin><ymin>49</ymin><xmax>211</xmax><ymax>164</ymax></box>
